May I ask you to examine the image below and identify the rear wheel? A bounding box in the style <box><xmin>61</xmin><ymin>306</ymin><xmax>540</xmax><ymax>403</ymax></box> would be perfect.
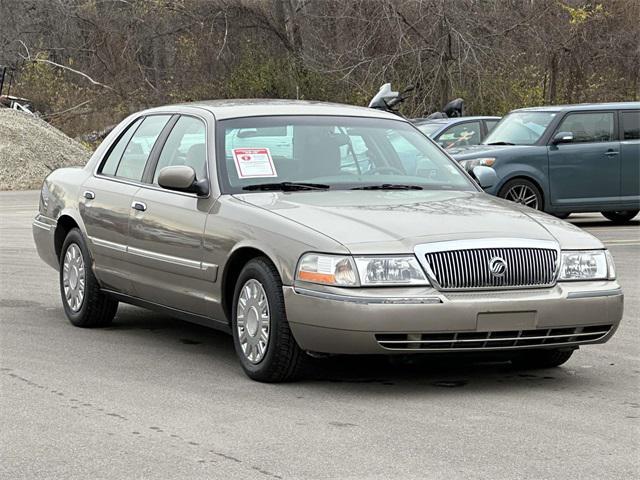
<box><xmin>510</xmin><ymin>349</ymin><xmax>574</xmax><ymax>369</ymax></box>
<box><xmin>498</xmin><ymin>178</ymin><xmax>543</xmax><ymax>211</ymax></box>
<box><xmin>552</xmin><ymin>212</ymin><xmax>571</xmax><ymax>220</ymax></box>
<box><xmin>231</xmin><ymin>257</ymin><xmax>308</xmax><ymax>382</ymax></box>
<box><xmin>601</xmin><ymin>210</ymin><xmax>639</xmax><ymax>224</ymax></box>
<box><xmin>60</xmin><ymin>228</ymin><xmax>118</xmax><ymax>327</ymax></box>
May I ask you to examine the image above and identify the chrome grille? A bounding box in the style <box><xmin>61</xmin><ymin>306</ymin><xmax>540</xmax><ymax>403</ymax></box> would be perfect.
<box><xmin>415</xmin><ymin>240</ymin><xmax>559</xmax><ymax>290</ymax></box>
<box><xmin>376</xmin><ymin>325</ymin><xmax>612</xmax><ymax>351</ymax></box>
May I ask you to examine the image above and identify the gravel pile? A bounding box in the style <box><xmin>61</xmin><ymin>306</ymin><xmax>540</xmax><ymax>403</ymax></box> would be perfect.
<box><xmin>0</xmin><ymin>109</ymin><xmax>92</xmax><ymax>190</ymax></box>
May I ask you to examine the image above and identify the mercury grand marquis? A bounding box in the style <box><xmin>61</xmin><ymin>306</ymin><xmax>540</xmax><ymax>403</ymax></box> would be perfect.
<box><xmin>33</xmin><ymin>100</ymin><xmax>623</xmax><ymax>382</ymax></box>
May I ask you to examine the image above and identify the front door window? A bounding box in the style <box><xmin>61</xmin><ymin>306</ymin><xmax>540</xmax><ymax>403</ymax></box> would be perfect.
<box><xmin>556</xmin><ymin>112</ymin><xmax>615</xmax><ymax>143</ymax></box>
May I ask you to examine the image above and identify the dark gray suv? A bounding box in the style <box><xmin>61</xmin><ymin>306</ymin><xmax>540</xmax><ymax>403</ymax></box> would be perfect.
<box><xmin>451</xmin><ymin>102</ymin><xmax>639</xmax><ymax>223</ymax></box>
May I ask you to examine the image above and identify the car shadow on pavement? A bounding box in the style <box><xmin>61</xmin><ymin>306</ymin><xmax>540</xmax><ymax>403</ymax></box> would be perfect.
<box><xmin>102</xmin><ymin>305</ymin><xmax>590</xmax><ymax>393</ymax></box>
<box><xmin>102</xmin><ymin>304</ymin><xmax>238</xmax><ymax>361</ymax></box>
<box><xmin>570</xmin><ymin>218</ymin><xmax>639</xmax><ymax>228</ymax></box>
<box><xmin>303</xmin><ymin>353</ymin><xmax>581</xmax><ymax>391</ymax></box>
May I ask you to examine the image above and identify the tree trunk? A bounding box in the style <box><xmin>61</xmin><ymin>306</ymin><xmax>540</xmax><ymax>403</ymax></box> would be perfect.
<box><xmin>548</xmin><ymin>52</ymin><xmax>558</xmax><ymax>104</ymax></box>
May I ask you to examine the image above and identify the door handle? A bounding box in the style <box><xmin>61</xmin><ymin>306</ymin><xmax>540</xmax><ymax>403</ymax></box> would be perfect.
<box><xmin>83</xmin><ymin>190</ymin><xmax>95</xmax><ymax>200</ymax></box>
<box><xmin>604</xmin><ymin>150</ymin><xmax>619</xmax><ymax>156</ymax></box>
<box><xmin>131</xmin><ymin>201</ymin><xmax>147</xmax><ymax>212</ymax></box>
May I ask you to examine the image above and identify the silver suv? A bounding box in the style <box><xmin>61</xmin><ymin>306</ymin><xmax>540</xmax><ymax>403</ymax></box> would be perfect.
<box><xmin>33</xmin><ymin>100</ymin><xmax>623</xmax><ymax>382</ymax></box>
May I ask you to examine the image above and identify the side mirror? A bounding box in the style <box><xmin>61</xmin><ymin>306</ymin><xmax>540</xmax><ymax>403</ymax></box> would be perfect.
<box><xmin>552</xmin><ymin>131</ymin><xmax>574</xmax><ymax>144</ymax></box>
<box><xmin>472</xmin><ymin>165</ymin><xmax>498</xmax><ymax>189</ymax></box>
<box><xmin>157</xmin><ymin>166</ymin><xmax>209</xmax><ymax>196</ymax></box>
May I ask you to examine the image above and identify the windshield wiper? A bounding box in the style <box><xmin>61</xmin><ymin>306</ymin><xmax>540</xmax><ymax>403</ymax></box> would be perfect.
<box><xmin>485</xmin><ymin>141</ymin><xmax>515</xmax><ymax>146</ymax></box>
<box><xmin>351</xmin><ymin>184</ymin><xmax>423</xmax><ymax>191</ymax></box>
<box><xmin>242</xmin><ymin>181</ymin><xmax>330</xmax><ymax>192</ymax></box>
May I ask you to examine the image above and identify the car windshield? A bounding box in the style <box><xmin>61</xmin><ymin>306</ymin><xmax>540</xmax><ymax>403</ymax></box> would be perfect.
<box><xmin>483</xmin><ymin>111</ymin><xmax>556</xmax><ymax>145</ymax></box>
<box><xmin>217</xmin><ymin>116</ymin><xmax>475</xmax><ymax>193</ymax></box>
<box><xmin>416</xmin><ymin>123</ymin><xmax>442</xmax><ymax>137</ymax></box>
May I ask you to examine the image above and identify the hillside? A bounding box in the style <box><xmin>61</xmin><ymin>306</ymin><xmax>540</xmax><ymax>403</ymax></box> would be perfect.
<box><xmin>0</xmin><ymin>109</ymin><xmax>91</xmax><ymax>190</ymax></box>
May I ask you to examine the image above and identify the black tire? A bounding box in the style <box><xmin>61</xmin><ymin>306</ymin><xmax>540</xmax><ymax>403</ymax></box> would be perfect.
<box><xmin>231</xmin><ymin>257</ymin><xmax>308</xmax><ymax>382</ymax></box>
<box><xmin>510</xmin><ymin>349</ymin><xmax>574</xmax><ymax>369</ymax></box>
<box><xmin>552</xmin><ymin>212</ymin><xmax>571</xmax><ymax>220</ymax></box>
<box><xmin>60</xmin><ymin>228</ymin><xmax>118</xmax><ymax>327</ymax></box>
<box><xmin>601</xmin><ymin>210</ymin><xmax>639</xmax><ymax>224</ymax></box>
<box><xmin>498</xmin><ymin>178</ymin><xmax>543</xmax><ymax>211</ymax></box>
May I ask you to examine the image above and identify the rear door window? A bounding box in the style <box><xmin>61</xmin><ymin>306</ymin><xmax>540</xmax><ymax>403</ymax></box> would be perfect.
<box><xmin>556</xmin><ymin>112</ymin><xmax>615</xmax><ymax>143</ymax></box>
<box><xmin>102</xmin><ymin>115</ymin><xmax>171</xmax><ymax>181</ymax></box>
<box><xmin>621</xmin><ymin>111</ymin><xmax>640</xmax><ymax>140</ymax></box>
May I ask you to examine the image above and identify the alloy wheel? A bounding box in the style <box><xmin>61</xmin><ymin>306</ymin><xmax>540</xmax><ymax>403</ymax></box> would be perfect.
<box><xmin>505</xmin><ymin>184</ymin><xmax>539</xmax><ymax>209</ymax></box>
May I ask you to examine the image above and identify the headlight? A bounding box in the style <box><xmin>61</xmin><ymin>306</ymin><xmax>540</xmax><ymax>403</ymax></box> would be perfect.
<box><xmin>559</xmin><ymin>250</ymin><xmax>614</xmax><ymax>280</ymax></box>
<box><xmin>296</xmin><ymin>253</ymin><xmax>429</xmax><ymax>286</ymax></box>
<box><xmin>460</xmin><ymin>157</ymin><xmax>496</xmax><ymax>170</ymax></box>
<box><xmin>296</xmin><ymin>253</ymin><xmax>358</xmax><ymax>286</ymax></box>
<box><xmin>354</xmin><ymin>256</ymin><xmax>429</xmax><ymax>285</ymax></box>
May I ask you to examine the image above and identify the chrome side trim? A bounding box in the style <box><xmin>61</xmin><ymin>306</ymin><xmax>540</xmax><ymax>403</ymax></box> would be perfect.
<box><xmin>89</xmin><ymin>236</ymin><xmax>127</xmax><ymax>253</ymax></box>
<box><xmin>202</xmin><ymin>262</ymin><xmax>219</xmax><ymax>282</ymax></box>
<box><xmin>89</xmin><ymin>237</ymin><xmax>218</xmax><ymax>273</ymax></box>
<box><xmin>128</xmin><ymin>246</ymin><xmax>202</xmax><ymax>269</ymax></box>
<box><xmin>293</xmin><ymin>287</ymin><xmax>443</xmax><ymax>305</ymax></box>
<box><xmin>567</xmin><ymin>288</ymin><xmax>623</xmax><ymax>299</ymax></box>
<box><xmin>32</xmin><ymin>219</ymin><xmax>52</xmax><ymax>231</ymax></box>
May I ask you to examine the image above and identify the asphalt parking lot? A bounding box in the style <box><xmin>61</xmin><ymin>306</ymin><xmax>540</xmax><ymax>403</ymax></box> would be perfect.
<box><xmin>1</xmin><ymin>190</ymin><xmax>638</xmax><ymax>480</ymax></box>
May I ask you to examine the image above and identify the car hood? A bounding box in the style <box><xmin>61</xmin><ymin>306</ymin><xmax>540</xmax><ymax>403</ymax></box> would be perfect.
<box><xmin>449</xmin><ymin>144</ymin><xmax>533</xmax><ymax>159</ymax></box>
<box><xmin>233</xmin><ymin>190</ymin><xmax>601</xmax><ymax>253</ymax></box>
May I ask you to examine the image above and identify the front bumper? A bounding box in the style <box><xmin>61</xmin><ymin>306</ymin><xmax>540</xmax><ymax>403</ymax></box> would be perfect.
<box><xmin>284</xmin><ymin>282</ymin><xmax>623</xmax><ymax>354</ymax></box>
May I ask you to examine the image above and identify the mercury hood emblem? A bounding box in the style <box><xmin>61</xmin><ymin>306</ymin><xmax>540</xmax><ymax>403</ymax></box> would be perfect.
<box><xmin>489</xmin><ymin>256</ymin><xmax>507</xmax><ymax>277</ymax></box>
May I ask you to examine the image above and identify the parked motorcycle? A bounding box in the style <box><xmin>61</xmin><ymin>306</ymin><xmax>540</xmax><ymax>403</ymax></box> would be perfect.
<box><xmin>368</xmin><ymin>82</ymin><xmax>465</xmax><ymax>119</ymax></box>
<box><xmin>368</xmin><ymin>83</ymin><xmax>414</xmax><ymax>117</ymax></box>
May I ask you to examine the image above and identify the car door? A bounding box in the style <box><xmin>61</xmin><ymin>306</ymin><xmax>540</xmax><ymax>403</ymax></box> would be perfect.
<box><xmin>435</xmin><ymin>121</ymin><xmax>482</xmax><ymax>150</ymax></box>
<box><xmin>548</xmin><ymin>111</ymin><xmax>620</xmax><ymax>207</ymax></box>
<box><xmin>126</xmin><ymin>114</ymin><xmax>215</xmax><ymax>316</ymax></box>
<box><xmin>80</xmin><ymin>114</ymin><xmax>172</xmax><ymax>293</ymax></box>
<box><xmin>619</xmin><ymin>110</ymin><xmax>640</xmax><ymax>202</ymax></box>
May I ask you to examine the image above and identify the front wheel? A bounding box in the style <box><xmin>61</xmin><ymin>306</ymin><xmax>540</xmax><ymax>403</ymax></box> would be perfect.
<box><xmin>510</xmin><ymin>349</ymin><xmax>574</xmax><ymax>369</ymax></box>
<box><xmin>231</xmin><ymin>257</ymin><xmax>308</xmax><ymax>382</ymax></box>
<box><xmin>498</xmin><ymin>178</ymin><xmax>543</xmax><ymax>211</ymax></box>
<box><xmin>601</xmin><ymin>210</ymin><xmax>639</xmax><ymax>224</ymax></box>
<box><xmin>60</xmin><ymin>228</ymin><xmax>118</xmax><ymax>327</ymax></box>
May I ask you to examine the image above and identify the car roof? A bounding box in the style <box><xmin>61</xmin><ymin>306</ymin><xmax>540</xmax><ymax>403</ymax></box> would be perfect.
<box><xmin>511</xmin><ymin>102</ymin><xmax>640</xmax><ymax>113</ymax></box>
<box><xmin>412</xmin><ymin>116</ymin><xmax>501</xmax><ymax>125</ymax></box>
<box><xmin>144</xmin><ymin>99</ymin><xmax>406</xmax><ymax>121</ymax></box>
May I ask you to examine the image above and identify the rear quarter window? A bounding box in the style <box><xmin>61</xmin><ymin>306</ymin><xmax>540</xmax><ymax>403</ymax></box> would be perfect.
<box><xmin>621</xmin><ymin>111</ymin><xmax>640</xmax><ymax>140</ymax></box>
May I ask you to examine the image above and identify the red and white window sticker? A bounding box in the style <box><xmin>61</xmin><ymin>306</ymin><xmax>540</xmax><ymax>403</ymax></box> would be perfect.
<box><xmin>232</xmin><ymin>148</ymin><xmax>278</xmax><ymax>178</ymax></box>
